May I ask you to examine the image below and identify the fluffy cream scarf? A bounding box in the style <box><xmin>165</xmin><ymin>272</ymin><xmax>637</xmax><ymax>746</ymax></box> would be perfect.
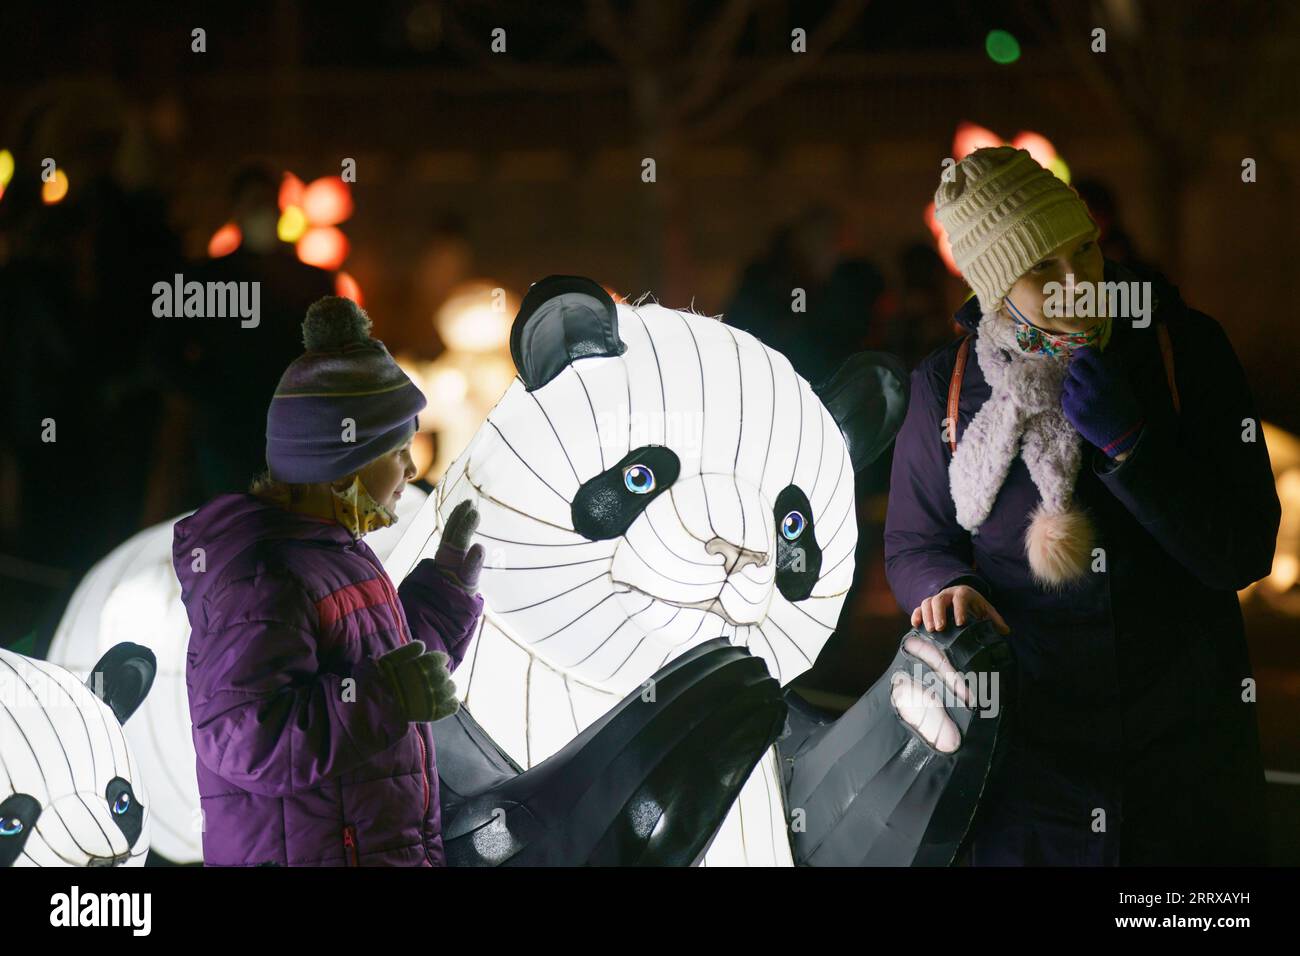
<box><xmin>948</xmin><ymin>309</ymin><xmax>1096</xmax><ymax>590</ymax></box>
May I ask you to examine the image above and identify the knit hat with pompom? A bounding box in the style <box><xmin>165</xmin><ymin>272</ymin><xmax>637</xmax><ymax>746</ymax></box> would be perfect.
<box><xmin>265</xmin><ymin>296</ymin><xmax>427</xmax><ymax>483</ymax></box>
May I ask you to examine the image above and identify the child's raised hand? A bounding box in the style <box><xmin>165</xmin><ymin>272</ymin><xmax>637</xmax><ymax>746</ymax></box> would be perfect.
<box><xmin>432</xmin><ymin>499</ymin><xmax>485</xmax><ymax>593</ymax></box>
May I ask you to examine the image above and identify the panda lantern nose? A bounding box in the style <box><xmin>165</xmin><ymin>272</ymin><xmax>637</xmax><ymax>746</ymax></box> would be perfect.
<box><xmin>86</xmin><ymin>851</ymin><xmax>131</xmax><ymax>867</ymax></box>
<box><xmin>705</xmin><ymin>537</ymin><xmax>767</xmax><ymax>575</ymax></box>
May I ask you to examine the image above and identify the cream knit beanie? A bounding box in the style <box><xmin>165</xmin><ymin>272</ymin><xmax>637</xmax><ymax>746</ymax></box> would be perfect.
<box><xmin>934</xmin><ymin>146</ymin><xmax>1098</xmax><ymax>313</ymax></box>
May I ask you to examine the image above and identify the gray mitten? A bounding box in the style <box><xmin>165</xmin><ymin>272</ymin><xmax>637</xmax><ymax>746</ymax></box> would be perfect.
<box><xmin>432</xmin><ymin>500</ymin><xmax>485</xmax><ymax>593</ymax></box>
<box><xmin>373</xmin><ymin>640</ymin><xmax>460</xmax><ymax>722</ymax></box>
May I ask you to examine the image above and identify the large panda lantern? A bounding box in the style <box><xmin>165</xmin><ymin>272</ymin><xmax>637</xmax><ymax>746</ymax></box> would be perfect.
<box><xmin>386</xmin><ymin>276</ymin><xmax>1008</xmax><ymax>866</ymax></box>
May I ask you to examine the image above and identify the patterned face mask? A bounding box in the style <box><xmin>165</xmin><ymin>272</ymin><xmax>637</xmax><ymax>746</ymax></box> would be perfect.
<box><xmin>331</xmin><ymin>474</ymin><xmax>398</xmax><ymax>538</ymax></box>
<box><xmin>1006</xmin><ymin>297</ymin><xmax>1113</xmax><ymax>357</ymax></box>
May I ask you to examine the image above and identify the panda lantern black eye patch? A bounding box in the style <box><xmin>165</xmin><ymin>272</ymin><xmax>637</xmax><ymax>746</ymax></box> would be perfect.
<box><xmin>0</xmin><ymin>793</ymin><xmax>41</xmax><ymax>867</ymax></box>
<box><xmin>774</xmin><ymin>484</ymin><xmax>821</xmax><ymax>601</ymax></box>
<box><xmin>106</xmin><ymin>777</ymin><xmax>145</xmax><ymax>847</ymax></box>
<box><xmin>572</xmin><ymin>446</ymin><xmax>680</xmax><ymax>540</ymax></box>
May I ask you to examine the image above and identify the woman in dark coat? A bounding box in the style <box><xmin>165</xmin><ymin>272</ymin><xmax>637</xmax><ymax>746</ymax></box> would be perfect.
<box><xmin>884</xmin><ymin>146</ymin><xmax>1281</xmax><ymax>865</ymax></box>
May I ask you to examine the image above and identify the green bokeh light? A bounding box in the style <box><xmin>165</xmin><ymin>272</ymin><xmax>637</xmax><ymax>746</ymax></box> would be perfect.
<box><xmin>986</xmin><ymin>30</ymin><xmax>1021</xmax><ymax>64</ymax></box>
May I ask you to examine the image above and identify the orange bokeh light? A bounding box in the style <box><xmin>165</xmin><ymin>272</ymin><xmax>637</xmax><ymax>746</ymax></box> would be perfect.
<box><xmin>301</xmin><ymin>177</ymin><xmax>353</xmax><ymax>226</ymax></box>
<box><xmin>297</xmin><ymin>226</ymin><xmax>349</xmax><ymax>270</ymax></box>
<box><xmin>41</xmin><ymin>168</ymin><xmax>70</xmax><ymax>205</ymax></box>
<box><xmin>334</xmin><ymin>270</ymin><xmax>363</xmax><ymax>306</ymax></box>
<box><xmin>278</xmin><ymin>172</ymin><xmax>305</xmax><ymax>212</ymax></box>
<box><xmin>1010</xmin><ymin>131</ymin><xmax>1058</xmax><ymax>168</ymax></box>
<box><xmin>951</xmin><ymin>122</ymin><xmax>1060</xmax><ymax>167</ymax></box>
<box><xmin>952</xmin><ymin>122</ymin><xmax>1003</xmax><ymax>162</ymax></box>
<box><xmin>207</xmin><ymin>222</ymin><xmax>242</xmax><ymax>257</ymax></box>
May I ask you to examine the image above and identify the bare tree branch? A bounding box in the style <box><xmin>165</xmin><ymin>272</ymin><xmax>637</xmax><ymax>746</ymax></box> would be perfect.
<box><xmin>440</xmin><ymin>1</ymin><xmax>608</xmax><ymax>92</ymax></box>
<box><xmin>586</xmin><ymin>0</ymin><xmax>642</xmax><ymax>71</ymax></box>
<box><xmin>1015</xmin><ymin>0</ymin><xmax>1150</xmax><ymax>144</ymax></box>
<box><xmin>673</xmin><ymin>0</ymin><xmax>758</xmax><ymax>119</ymax></box>
<box><xmin>678</xmin><ymin>0</ymin><xmax>868</xmax><ymax>143</ymax></box>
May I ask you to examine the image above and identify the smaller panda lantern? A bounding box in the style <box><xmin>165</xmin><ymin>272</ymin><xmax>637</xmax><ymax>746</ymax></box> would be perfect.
<box><xmin>0</xmin><ymin>643</ymin><xmax>156</xmax><ymax>867</ymax></box>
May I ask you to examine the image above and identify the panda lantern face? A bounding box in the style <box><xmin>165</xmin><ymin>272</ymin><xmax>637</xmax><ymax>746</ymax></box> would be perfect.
<box><xmin>422</xmin><ymin>277</ymin><xmax>896</xmax><ymax>694</ymax></box>
<box><xmin>573</xmin><ymin>445</ymin><xmax>777</xmax><ymax>627</ymax></box>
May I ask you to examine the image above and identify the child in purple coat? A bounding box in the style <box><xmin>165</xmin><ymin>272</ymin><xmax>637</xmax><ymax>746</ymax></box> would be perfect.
<box><xmin>174</xmin><ymin>296</ymin><xmax>484</xmax><ymax>866</ymax></box>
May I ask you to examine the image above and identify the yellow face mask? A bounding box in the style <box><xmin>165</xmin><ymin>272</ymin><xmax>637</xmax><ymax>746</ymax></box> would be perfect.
<box><xmin>330</xmin><ymin>474</ymin><xmax>398</xmax><ymax>539</ymax></box>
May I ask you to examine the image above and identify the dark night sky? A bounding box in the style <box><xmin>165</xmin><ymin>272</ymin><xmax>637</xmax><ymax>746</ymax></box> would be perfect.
<box><xmin>0</xmin><ymin>1</ymin><xmax>1061</xmax><ymax>78</ymax></box>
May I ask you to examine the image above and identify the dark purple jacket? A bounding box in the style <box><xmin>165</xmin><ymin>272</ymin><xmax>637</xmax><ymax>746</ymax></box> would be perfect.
<box><xmin>884</xmin><ymin>260</ymin><xmax>1280</xmax><ymax>865</ymax></box>
<box><xmin>173</xmin><ymin>492</ymin><xmax>483</xmax><ymax>866</ymax></box>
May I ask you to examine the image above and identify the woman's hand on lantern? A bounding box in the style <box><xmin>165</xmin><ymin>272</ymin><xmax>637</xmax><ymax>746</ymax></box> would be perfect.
<box><xmin>433</xmin><ymin>499</ymin><xmax>485</xmax><ymax>593</ymax></box>
<box><xmin>1061</xmin><ymin>346</ymin><xmax>1145</xmax><ymax>459</ymax></box>
<box><xmin>911</xmin><ymin>585</ymin><xmax>1011</xmax><ymax>635</ymax></box>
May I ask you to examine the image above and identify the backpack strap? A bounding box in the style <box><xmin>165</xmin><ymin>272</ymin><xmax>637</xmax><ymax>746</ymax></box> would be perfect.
<box><xmin>1156</xmin><ymin>320</ymin><xmax>1180</xmax><ymax>414</ymax></box>
<box><xmin>947</xmin><ymin>334</ymin><xmax>972</xmax><ymax>454</ymax></box>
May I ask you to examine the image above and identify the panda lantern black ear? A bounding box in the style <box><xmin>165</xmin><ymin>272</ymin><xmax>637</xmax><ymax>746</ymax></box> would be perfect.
<box><xmin>86</xmin><ymin>643</ymin><xmax>157</xmax><ymax>725</ymax></box>
<box><xmin>813</xmin><ymin>351</ymin><xmax>910</xmax><ymax>472</ymax></box>
<box><xmin>510</xmin><ymin>275</ymin><xmax>626</xmax><ymax>391</ymax></box>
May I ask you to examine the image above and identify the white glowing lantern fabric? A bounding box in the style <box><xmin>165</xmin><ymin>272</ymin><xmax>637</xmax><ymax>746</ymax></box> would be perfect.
<box><xmin>0</xmin><ymin>648</ymin><xmax>150</xmax><ymax>866</ymax></box>
<box><xmin>45</xmin><ymin>486</ymin><xmax>429</xmax><ymax>864</ymax></box>
<box><xmin>386</xmin><ymin>302</ymin><xmax>858</xmax><ymax>866</ymax></box>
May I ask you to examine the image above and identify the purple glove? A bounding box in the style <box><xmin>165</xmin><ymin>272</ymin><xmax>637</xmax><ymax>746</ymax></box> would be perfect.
<box><xmin>432</xmin><ymin>499</ymin><xmax>485</xmax><ymax>593</ymax></box>
<box><xmin>1061</xmin><ymin>346</ymin><xmax>1145</xmax><ymax>459</ymax></box>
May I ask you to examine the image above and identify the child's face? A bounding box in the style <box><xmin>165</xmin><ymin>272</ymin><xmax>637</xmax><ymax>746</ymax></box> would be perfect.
<box><xmin>354</xmin><ymin>436</ymin><xmax>418</xmax><ymax>511</ymax></box>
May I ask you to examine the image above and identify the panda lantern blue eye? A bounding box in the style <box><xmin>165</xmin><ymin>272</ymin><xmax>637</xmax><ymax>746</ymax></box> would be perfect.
<box><xmin>112</xmin><ymin>793</ymin><xmax>131</xmax><ymax>815</ymax></box>
<box><xmin>781</xmin><ymin>510</ymin><xmax>806</xmax><ymax>540</ymax></box>
<box><xmin>0</xmin><ymin>818</ymin><xmax>22</xmax><ymax>836</ymax></box>
<box><xmin>623</xmin><ymin>464</ymin><xmax>655</xmax><ymax>494</ymax></box>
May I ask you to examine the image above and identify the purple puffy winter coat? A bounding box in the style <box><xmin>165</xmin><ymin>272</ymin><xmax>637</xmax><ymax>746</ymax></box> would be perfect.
<box><xmin>173</xmin><ymin>492</ymin><xmax>483</xmax><ymax>866</ymax></box>
<box><xmin>884</xmin><ymin>259</ymin><xmax>1280</xmax><ymax>865</ymax></box>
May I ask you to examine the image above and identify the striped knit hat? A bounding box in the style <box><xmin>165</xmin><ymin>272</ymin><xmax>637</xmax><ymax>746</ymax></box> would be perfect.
<box><xmin>265</xmin><ymin>297</ymin><xmax>427</xmax><ymax>483</ymax></box>
<box><xmin>934</xmin><ymin>146</ymin><xmax>1099</xmax><ymax>313</ymax></box>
